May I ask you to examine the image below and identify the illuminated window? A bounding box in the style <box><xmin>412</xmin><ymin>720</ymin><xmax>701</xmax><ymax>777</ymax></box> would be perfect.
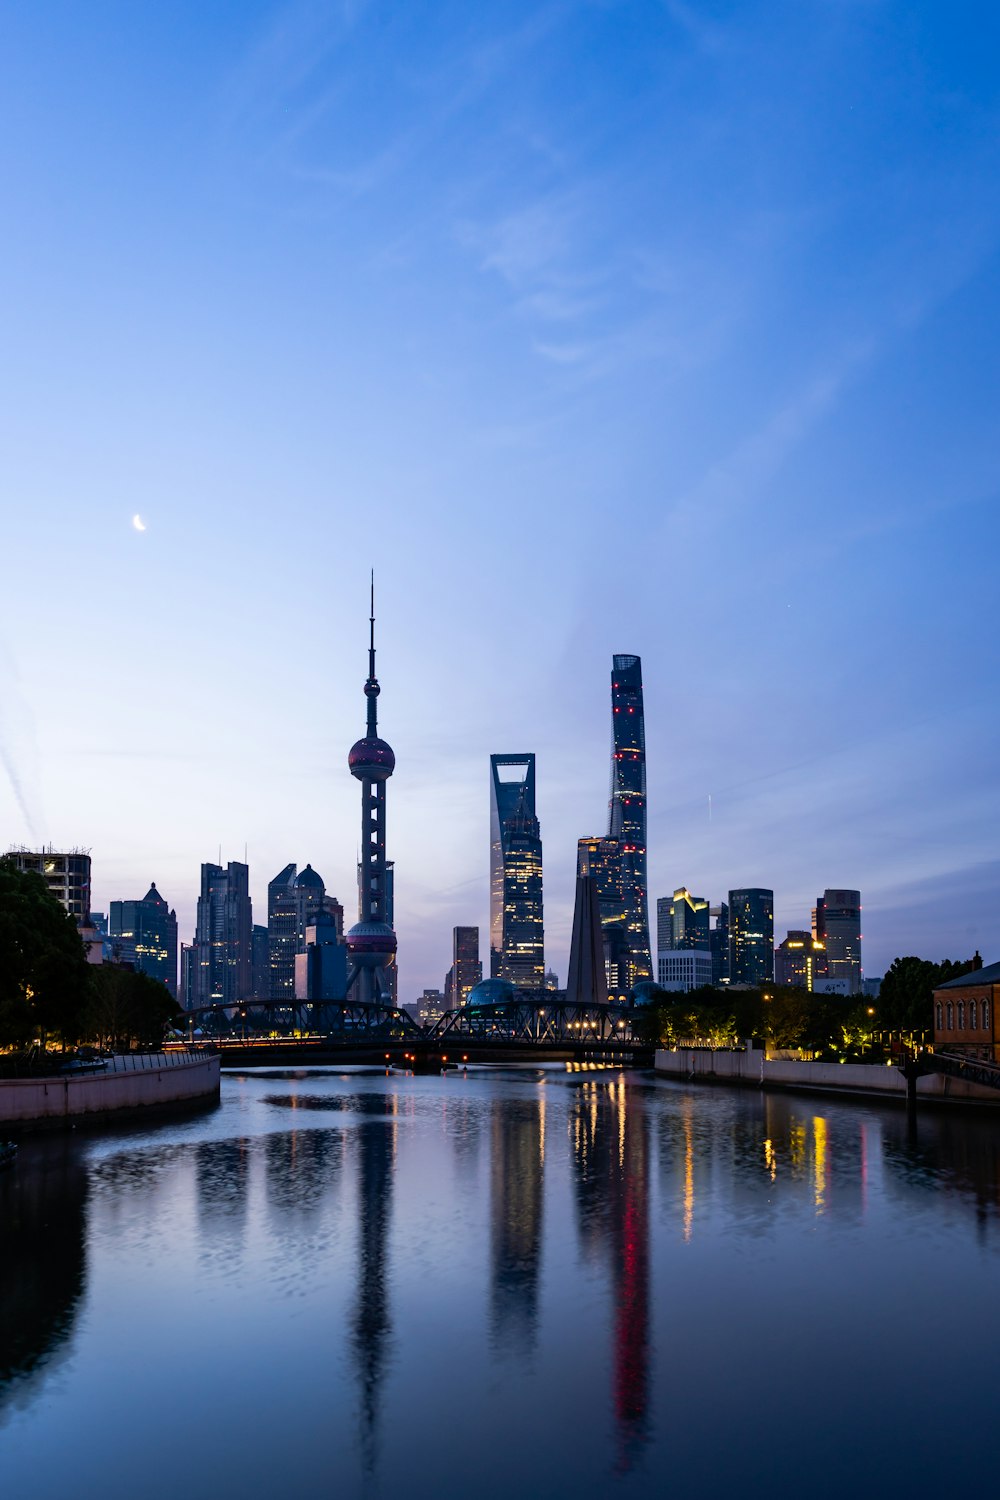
<box><xmin>984</xmin><ymin>999</ymin><xmax>991</xmax><ymax>1030</ymax></box>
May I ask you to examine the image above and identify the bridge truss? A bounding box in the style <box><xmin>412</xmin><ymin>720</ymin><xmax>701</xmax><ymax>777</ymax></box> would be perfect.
<box><xmin>428</xmin><ymin>998</ymin><xmax>638</xmax><ymax>1045</ymax></box>
<box><xmin>185</xmin><ymin>998</ymin><xmax>422</xmax><ymax>1043</ymax></box>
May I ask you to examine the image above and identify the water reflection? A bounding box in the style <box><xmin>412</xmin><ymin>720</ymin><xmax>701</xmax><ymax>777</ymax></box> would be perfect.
<box><xmin>569</xmin><ymin>1078</ymin><xmax>650</xmax><ymax>1470</ymax></box>
<box><xmin>489</xmin><ymin>1095</ymin><xmax>545</xmax><ymax>1356</ymax></box>
<box><xmin>0</xmin><ymin>1140</ymin><xmax>87</xmax><ymax>1406</ymax></box>
<box><xmin>351</xmin><ymin>1108</ymin><xmax>396</xmax><ymax>1481</ymax></box>
<box><xmin>264</xmin><ymin>1128</ymin><xmax>343</xmax><ymax>1220</ymax></box>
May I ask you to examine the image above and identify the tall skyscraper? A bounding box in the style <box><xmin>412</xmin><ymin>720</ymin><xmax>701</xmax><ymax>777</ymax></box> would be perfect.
<box><xmin>192</xmin><ymin>860</ymin><xmax>252</xmax><ymax>1007</ymax></box>
<box><xmin>6</xmin><ymin>847</ymin><xmax>91</xmax><ymax>924</ymax></box>
<box><xmin>251</xmin><ymin>923</ymin><xmax>270</xmax><ymax>1000</ymax></box>
<box><xmin>345</xmin><ymin>581</ymin><xmax>397</xmax><ymax>1006</ymax></box>
<box><xmin>728</xmin><ymin>888</ymin><xmax>774</xmax><ymax>986</ymax></box>
<box><xmin>268</xmin><ymin>863</ymin><xmax>298</xmax><ymax>1001</ymax></box>
<box><xmin>109</xmin><ymin>883</ymin><xmax>179</xmax><ymax>996</ymax></box>
<box><xmin>578</xmin><ymin>655</ymin><xmax>653</xmax><ymax>996</ymax></box>
<box><xmin>813</xmin><ymin>889</ymin><xmax>862</xmax><ymax>994</ymax></box>
<box><xmin>452</xmin><ymin>926</ymin><xmax>482</xmax><ymax>1008</ymax></box>
<box><xmin>490</xmin><ymin>754</ymin><xmax>544</xmax><ymax>987</ymax></box>
<box><xmin>710</xmin><ymin>903</ymin><xmax>729</xmax><ymax>987</ymax></box>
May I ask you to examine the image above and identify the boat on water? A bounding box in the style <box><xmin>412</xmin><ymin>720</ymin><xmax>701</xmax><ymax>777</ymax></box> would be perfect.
<box><xmin>0</xmin><ymin>1142</ymin><xmax>17</xmax><ymax>1171</ymax></box>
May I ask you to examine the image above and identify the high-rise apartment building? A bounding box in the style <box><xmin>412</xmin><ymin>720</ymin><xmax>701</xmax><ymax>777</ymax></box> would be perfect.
<box><xmin>6</xmin><ymin>847</ymin><xmax>91</xmax><ymax>924</ymax></box>
<box><xmin>728</xmin><ymin>888</ymin><xmax>774</xmax><ymax>986</ymax></box>
<box><xmin>813</xmin><ymin>889</ymin><xmax>862</xmax><ymax>994</ymax></box>
<box><xmin>774</xmin><ymin>930</ymin><xmax>828</xmax><ymax>990</ymax></box>
<box><xmin>109</xmin><ymin>883</ymin><xmax>178</xmax><ymax>995</ymax></box>
<box><xmin>490</xmin><ymin>755</ymin><xmax>544</xmax><ymax>987</ymax></box>
<box><xmin>578</xmin><ymin>656</ymin><xmax>652</xmax><ymax>996</ymax></box>
<box><xmin>192</xmin><ymin>861</ymin><xmax>252</xmax><ymax>1007</ymax></box>
<box><xmin>452</xmin><ymin>926</ymin><xmax>481</xmax><ymax>1008</ymax></box>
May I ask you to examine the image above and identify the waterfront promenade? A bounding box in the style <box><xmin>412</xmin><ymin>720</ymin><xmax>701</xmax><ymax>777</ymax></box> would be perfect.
<box><xmin>0</xmin><ymin>1048</ymin><xmax>220</xmax><ymax>1129</ymax></box>
<box><xmin>655</xmin><ymin>1045</ymin><xmax>1000</xmax><ymax>1105</ymax></box>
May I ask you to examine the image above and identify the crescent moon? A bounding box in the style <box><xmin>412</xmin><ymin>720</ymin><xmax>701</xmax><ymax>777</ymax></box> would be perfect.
<box><xmin>132</xmin><ymin>514</ymin><xmax>146</xmax><ymax>532</ymax></box>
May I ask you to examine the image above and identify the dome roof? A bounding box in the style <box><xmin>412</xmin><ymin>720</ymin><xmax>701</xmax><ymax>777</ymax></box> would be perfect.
<box><xmin>466</xmin><ymin>977</ymin><xmax>516</xmax><ymax>1007</ymax></box>
<box><xmin>346</xmin><ymin>919</ymin><xmax>397</xmax><ymax>955</ymax></box>
<box><xmin>294</xmin><ymin>863</ymin><xmax>324</xmax><ymax>889</ymax></box>
<box><xmin>348</xmin><ymin>737</ymin><xmax>396</xmax><ymax>779</ymax></box>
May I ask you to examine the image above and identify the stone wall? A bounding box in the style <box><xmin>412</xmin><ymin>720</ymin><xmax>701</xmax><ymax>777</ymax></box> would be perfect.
<box><xmin>0</xmin><ymin>1052</ymin><xmax>221</xmax><ymax>1127</ymax></box>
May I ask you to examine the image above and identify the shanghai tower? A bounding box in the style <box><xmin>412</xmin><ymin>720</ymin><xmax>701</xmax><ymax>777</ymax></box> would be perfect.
<box><xmin>577</xmin><ymin>655</ymin><xmax>652</xmax><ymax>995</ymax></box>
<box><xmin>345</xmin><ymin>579</ymin><xmax>397</xmax><ymax>1007</ymax></box>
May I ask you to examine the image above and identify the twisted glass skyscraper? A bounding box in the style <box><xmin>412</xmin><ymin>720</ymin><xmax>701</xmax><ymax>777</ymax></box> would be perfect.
<box><xmin>578</xmin><ymin>655</ymin><xmax>652</xmax><ymax>995</ymax></box>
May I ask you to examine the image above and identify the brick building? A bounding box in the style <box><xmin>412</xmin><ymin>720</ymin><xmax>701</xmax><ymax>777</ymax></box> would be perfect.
<box><xmin>933</xmin><ymin>957</ymin><xmax>999</xmax><ymax>1062</ymax></box>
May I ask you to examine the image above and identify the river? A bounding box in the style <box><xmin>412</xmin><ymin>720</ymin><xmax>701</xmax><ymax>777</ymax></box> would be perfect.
<box><xmin>2</xmin><ymin>1066</ymin><xmax>998</xmax><ymax>1498</ymax></box>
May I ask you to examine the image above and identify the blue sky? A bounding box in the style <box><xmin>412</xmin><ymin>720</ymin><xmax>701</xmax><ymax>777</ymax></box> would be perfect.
<box><xmin>2</xmin><ymin>0</ymin><xmax>999</xmax><ymax>995</ymax></box>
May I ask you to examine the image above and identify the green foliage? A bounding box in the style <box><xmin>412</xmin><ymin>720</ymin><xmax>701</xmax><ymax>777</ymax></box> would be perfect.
<box><xmin>84</xmin><ymin>967</ymin><xmax>181</xmax><ymax>1050</ymax></box>
<box><xmin>0</xmin><ymin>859</ymin><xmax>92</xmax><ymax>1046</ymax></box>
<box><xmin>878</xmin><ymin>955</ymin><xmax>980</xmax><ymax>1031</ymax></box>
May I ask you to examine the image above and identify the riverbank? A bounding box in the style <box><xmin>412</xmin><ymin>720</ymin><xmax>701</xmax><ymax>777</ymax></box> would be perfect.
<box><xmin>0</xmin><ymin>1049</ymin><xmax>221</xmax><ymax>1131</ymax></box>
<box><xmin>654</xmin><ymin>1046</ymin><xmax>1000</xmax><ymax>1107</ymax></box>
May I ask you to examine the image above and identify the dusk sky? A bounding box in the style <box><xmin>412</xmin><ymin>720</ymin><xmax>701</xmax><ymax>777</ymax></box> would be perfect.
<box><xmin>3</xmin><ymin>0</ymin><xmax>999</xmax><ymax>995</ymax></box>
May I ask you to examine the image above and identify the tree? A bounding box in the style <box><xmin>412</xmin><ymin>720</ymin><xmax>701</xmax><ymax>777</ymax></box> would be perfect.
<box><xmin>84</xmin><ymin>967</ymin><xmax>181</xmax><ymax>1050</ymax></box>
<box><xmin>0</xmin><ymin>860</ymin><xmax>92</xmax><ymax>1046</ymax></box>
<box><xmin>878</xmin><ymin>955</ymin><xmax>980</xmax><ymax>1031</ymax></box>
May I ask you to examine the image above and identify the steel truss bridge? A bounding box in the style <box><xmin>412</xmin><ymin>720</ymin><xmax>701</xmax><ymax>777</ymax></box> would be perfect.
<box><xmin>183</xmin><ymin>996</ymin><xmax>647</xmax><ymax>1067</ymax></box>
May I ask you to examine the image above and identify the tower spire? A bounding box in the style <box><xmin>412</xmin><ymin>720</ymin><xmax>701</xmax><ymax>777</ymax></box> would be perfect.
<box><xmin>365</xmin><ymin>569</ymin><xmax>379</xmax><ymax>737</ymax></box>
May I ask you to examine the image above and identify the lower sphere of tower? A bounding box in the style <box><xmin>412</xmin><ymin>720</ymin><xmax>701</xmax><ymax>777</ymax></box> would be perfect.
<box><xmin>346</xmin><ymin>920</ymin><xmax>397</xmax><ymax>960</ymax></box>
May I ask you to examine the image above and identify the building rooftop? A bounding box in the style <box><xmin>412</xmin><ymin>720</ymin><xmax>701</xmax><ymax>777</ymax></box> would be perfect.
<box><xmin>935</xmin><ymin>959</ymin><xmax>1000</xmax><ymax>990</ymax></box>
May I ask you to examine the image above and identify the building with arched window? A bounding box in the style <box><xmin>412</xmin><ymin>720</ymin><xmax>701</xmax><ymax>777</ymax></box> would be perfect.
<box><xmin>933</xmin><ymin>958</ymin><xmax>1000</xmax><ymax>1062</ymax></box>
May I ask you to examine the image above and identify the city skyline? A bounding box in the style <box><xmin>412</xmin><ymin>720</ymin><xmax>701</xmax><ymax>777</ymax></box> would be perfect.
<box><xmin>2</xmin><ymin>2</ymin><xmax>998</xmax><ymax>995</ymax></box>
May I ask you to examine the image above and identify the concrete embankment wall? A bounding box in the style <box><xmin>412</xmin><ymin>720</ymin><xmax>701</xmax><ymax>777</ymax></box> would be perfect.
<box><xmin>654</xmin><ymin>1048</ymin><xmax>1000</xmax><ymax>1106</ymax></box>
<box><xmin>0</xmin><ymin>1052</ymin><xmax>221</xmax><ymax>1129</ymax></box>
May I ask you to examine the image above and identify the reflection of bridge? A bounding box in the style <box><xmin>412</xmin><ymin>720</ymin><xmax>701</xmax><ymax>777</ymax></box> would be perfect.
<box><xmin>184</xmin><ymin>997</ymin><xmax>649</xmax><ymax>1068</ymax></box>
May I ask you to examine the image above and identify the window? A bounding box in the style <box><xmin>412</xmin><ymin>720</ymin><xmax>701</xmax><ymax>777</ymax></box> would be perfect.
<box><xmin>936</xmin><ymin>1002</ymin><xmax>943</xmax><ymax>1030</ymax></box>
<box><xmin>947</xmin><ymin>1003</ymin><xmax>954</xmax><ymax>1029</ymax></box>
<box><xmin>970</xmin><ymin>1000</ymin><xmax>978</xmax><ymax>1030</ymax></box>
<box><xmin>984</xmin><ymin>999</ymin><xmax>991</xmax><ymax>1030</ymax></box>
<box><xmin>958</xmin><ymin>1001</ymin><xmax>965</xmax><ymax>1030</ymax></box>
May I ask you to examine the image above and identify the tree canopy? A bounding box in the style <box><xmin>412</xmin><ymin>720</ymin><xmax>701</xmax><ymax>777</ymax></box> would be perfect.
<box><xmin>0</xmin><ymin>859</ymin><xmax>92</xmax><ymax>1045</ymax></box>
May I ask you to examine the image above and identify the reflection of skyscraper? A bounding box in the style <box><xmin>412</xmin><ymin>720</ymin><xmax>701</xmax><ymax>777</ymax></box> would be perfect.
<box><xmin>729</xmin><ymin>888</ymin><xmax>774</xmax><ymax>986</ymax></box>
<box><xmin>489</xmin><ymin>755</ymin><xmax>544</xmax><ymax>987</ymax></box>
<box><xmin>351</xmin><ymin>1109</ymin><xmax>396</xmax><ymax>1482</ymax></box>
<box><xmin>489</xmin><ymin>1096</ymin><xmax>545</xmax><ymax>1354</ymax></box>
<box><xmin>568</xmin><ymin>1077</ymin><xmax>650</xmax><ymax>1468</ymax></box>
<box><xmin>192</xmin><ymin>861</ymin><xmax>252</xmax><ymax>1006</ymax></box>
<box><xmin>578</xmin><ymin>656</ymin><xmax>652</xmax><ymax>995</ymax></box>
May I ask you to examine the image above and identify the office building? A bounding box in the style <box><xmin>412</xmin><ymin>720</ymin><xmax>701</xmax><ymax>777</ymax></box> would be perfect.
<box><xmin>578</xmin><ymin>656</ymin><xmax>653</xmax><ymax>996</ymax></box>
<box><xmin>659</xmin><ymin>888</ymin><xmax>710</xmax><ymax>951</ymax></box>
<box><xmin>490</xmin><ymin>754</ymin><xmax>544</xmax><ymax>987</ymax></box>
<box><xmin>268</xmin><ymin>863</ymin><xmax>298</xmax><ymax>1002</ymax></box>
<box><xmin>417</xmin><ymin>988</ymin><xmax>447</xmax><ymax>1027</ymax></box>
<box><xmin>728</xmin><ymin>888</ymin><xmax>774</xmax><ymax>986</ymax></box>
<box><xmin>192</xmin><ymin>861</ymin><xmax>252</xmax><ymax>1007</ymax></box>
<box><xmin>774</xmin><ymin>930</ymin><xmax>828</xmax><ymax>991</ymax></box>
<box><xmin>345</xmin><ymin>583</ymin><xmax>398</xmax><ymax>1007</ymax></box>
<box><xmin>813</xmin><ymin>889</ymin><xmax>862</xmax><ymax>994</ymax></box>
<box><xmin>657</xmin><ymin>950</ymin><xmax>714</xmax><ymax>992</ymax></box>
<box><xmin>109</xmin><ymin>883</ymin><xmax>179</xmax><ymax>995</ymax></box>
<box><xmin>452</xmin><ymin>926</ymin><xmax>481</xmax><ymax>1008</ymax></box>
<box><xmin>710</xmin><ymin>903</ymin><xmax>729</xmax><ymax>987</ymax></box>
<box><xmin>180</xmin><ymin>943</ymin><xmax>195</xmax><ymax>1010</ymax></box>
<box><xmin>294</xmin><ymin>910</ymin><xmax>348</xmax><ymax>1003</ymax></box>
<box><xmin>251</xmin><ymin>924</ymin><xmax>270</xmax><ymax>1000</ymax></box>
<box><xmin>6</xmin><ymin>847</ymin><xmax>91</xmax><ymax>924</ymax></box>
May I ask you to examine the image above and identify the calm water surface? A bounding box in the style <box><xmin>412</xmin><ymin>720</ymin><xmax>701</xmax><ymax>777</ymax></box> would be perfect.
<box><xmin>2</xmin><ymin>1067</ymin><xmax>1000</xmax><ymax>1499</ymax></box>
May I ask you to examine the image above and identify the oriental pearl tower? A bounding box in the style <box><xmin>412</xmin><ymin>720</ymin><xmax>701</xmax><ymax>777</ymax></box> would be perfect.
<box><xmin>345</xmin><ymin>576</ymin><xmax>397</xmax><ymax>1008</ymax></box>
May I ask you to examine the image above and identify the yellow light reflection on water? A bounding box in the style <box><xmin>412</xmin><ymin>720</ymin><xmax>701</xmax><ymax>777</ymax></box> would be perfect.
<box><xmin>813</xmin><ymin>1115</ymin><xmax>827</xmax><ymax>1214</ymax></box>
